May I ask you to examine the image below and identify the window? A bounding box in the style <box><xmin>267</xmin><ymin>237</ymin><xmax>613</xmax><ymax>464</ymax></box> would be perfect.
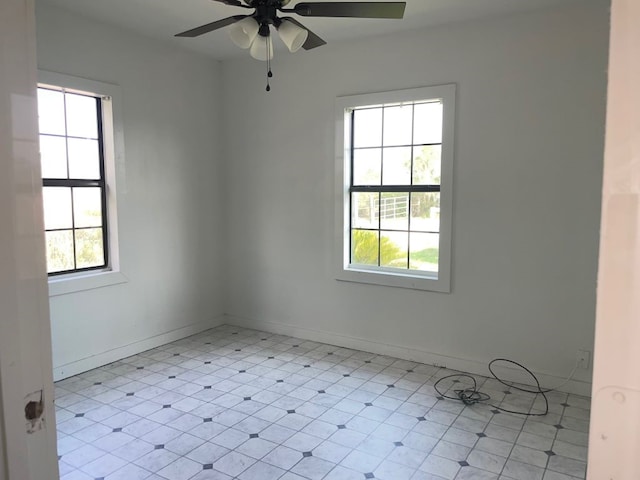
<box><xmin>37</xmin><ymin>71</ymin><xmax>126</xmax><ymax>295</ymax></box>
<box><xmin>335</xmin><ymin>85</ymin><xmax>455</xmax><ymax>292</ymax></box>
<box><xmin>38</xmin><ymin>86</ymin><xmax>108</xmax><ymax>275</ymax></box>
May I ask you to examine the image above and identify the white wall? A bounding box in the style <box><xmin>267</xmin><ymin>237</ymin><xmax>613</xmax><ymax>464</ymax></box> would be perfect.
<box><xmin>589</xmin><ymin>0</ymin><xmax>640</xmax><ymax>476</ymax></box>
<box><xmin>35</xmin><ymin>4</ymin><xmax>225</xmax><ymax>379</ymax></box>
<box><xmin>0</xmin><ymin>0</ymin><xmax>59</xmax><ymax>477</ymax></box>
<box><xmin>220</xmin><ymin>2</ymin><xmax>609</xmax><ymax>393</ymax></box>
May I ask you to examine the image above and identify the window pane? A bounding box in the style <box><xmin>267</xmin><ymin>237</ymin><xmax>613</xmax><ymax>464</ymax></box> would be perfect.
<box><xmin>73</xmin><ymin>187</ymin><xmax>103</xmax><ymax>228</ymax></box>
<box><xmin>66</xmin><ymin>93</ymin><xmax>98</xmax><ymax>139</ymax></box>
<box><xmin>409</xmin><ymin>232</ymin><xmax>439</xmax><ymax>272</ymax></box>
<box><xmin>37</xmin><ymin>89</ymin><xmax>65</xmax><ymax>136</ymax></box>
<box><xmin>380</xmin><ymin>193</ymin><xmax>408</xmax><ymax>231</ymax></box>
<box><xmin>75</xmin><ymin>228</ymin><xmax>104</xmax><ymax>269</ymax></box>
<box><xmin>352</xmin><ymin>192</ymin><xmax>379</xmax><ymax>229</ymax></box>
<box><xmin>414</xmin><ymin>101</ymin><xmax>443</xmax><ymax>145</ymax></box>
<box><xmin>45</xmin><ymin>230</ymin><xmax>74</xmax><ymax>273</ymax></box>
<box><xmin>42</xmin><ymin>187</ymin><xmax>73</xmax><ymax>230</ymax></box>
<box><xmin>412</xmin><ymin>145</ymin><xmax>441</xmax><ymax>185</ymax></box>
<box><xmin>382</xmin><ymin>147</ymin><xmax>411</xmax><ymax>185</ymax></box>
<box><xmin>353</xmin><ymin>108</ymin><xmax>382</xmax><ymax>148</ymax></box>
<box><xmin>353</xmin><ymin>148</ymin><xmax>381</xmax><ymax>185</ymax></box>
<box><xmin>380</xmin><ymin>231</ymin><xmax>408</xmax><ymax>268</ymax></box>
<box><xmin>39</xmin><ymin>135</ymin><xmax>68</xmax><ymax>179</ymax></box>
<box><xmin>68</xmin><ymin>138</ymin><xmax>100</xmax><ymax>179</ymax></box>
<box><xmin>351</xmin><ymin>229</ymin><xmax>379</xmax><ymax>266</ymax></box>
<box><xmin>411</xmin><ymin>193</ymin><xmax>440</xmax><ymax>233</ymax></box>
<box><xmin>383</xmin><ymin>105</ymin><xmax>413</xmax><ymax>146</ymax></box>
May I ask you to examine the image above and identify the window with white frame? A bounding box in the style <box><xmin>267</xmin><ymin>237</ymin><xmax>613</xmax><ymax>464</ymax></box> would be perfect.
<box><xmin>335</xmin><ymin>85</ymin><xmax>455</xmax><ymax>292</ymax></box>
<box><xmin>37</xmin><ymin>86</ymin><xmax>108</xmax><ymax>275</ymax></box>
<box><xmin>37</xmin><ymin>72</ymin><xmax>125</xmax><ymax>293</ymax></box>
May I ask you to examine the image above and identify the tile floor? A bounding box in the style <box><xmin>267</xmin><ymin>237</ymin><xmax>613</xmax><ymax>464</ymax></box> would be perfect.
<box><xmin>55</xmin><ymin>325</ymin><xmax>590</xmax><ymax>480</ymax></box>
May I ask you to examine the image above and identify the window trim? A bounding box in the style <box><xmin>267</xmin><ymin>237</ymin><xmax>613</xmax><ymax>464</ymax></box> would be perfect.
<box><xmin>39</xmin><ymin>71</ymin><xmax>127</xmax><ymax>296</ymax></box>
<box><xmin>40</xmin><ymin>87</ymin><xmax>109</xmax><ymax>275</ymax></box>
<box><xmin>334</xmin><ymin>85</ymin><xmax>456</xmax><ymax>292</ymax></box>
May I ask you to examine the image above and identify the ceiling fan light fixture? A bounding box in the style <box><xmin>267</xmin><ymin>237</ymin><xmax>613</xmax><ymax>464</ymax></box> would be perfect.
<box><xmin>277</xmin><ymin>20</ymin><xmax>308</xmax><ymax>53</ymax></box>
<box><xmin>229</xmin><ymin>17</ymin><xmax>259</xmax><ymax>49</ymax></box>
<box><xmin>249</xmin><ymin>31</ymin><xmax>274</xmax><ymax>61</ymax></box>
<box><xmin>175</xmin><ymin>1</ymin><xmax>407</xmax><ymax>88</ymax></box>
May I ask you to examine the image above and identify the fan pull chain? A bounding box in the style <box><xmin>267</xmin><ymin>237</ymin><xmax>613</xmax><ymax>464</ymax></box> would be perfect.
<box><xmin>266</xmin><ymin>34</ymin><xmax>273</xmax><ymax>92</ymax></box>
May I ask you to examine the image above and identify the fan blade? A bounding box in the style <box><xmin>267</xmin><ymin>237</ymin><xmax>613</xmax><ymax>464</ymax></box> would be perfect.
<box><xmin>281</xmin><ymin>17</ymin><xmax>327</xmax><ymax>50</ymax></box>
<box><xmin>175</xmin><ymin>15</ymin><xmax>251</xmax><ymax>37</ymax></box>
<box><xmin>211</xmin><ymin>0</ymin><xmax>244</xmax><ymax>5</ymax></box>
<box><xmin>293</xmin><ymin>2</ymin><xmax>406</xmax><ymax>18</ymax></box>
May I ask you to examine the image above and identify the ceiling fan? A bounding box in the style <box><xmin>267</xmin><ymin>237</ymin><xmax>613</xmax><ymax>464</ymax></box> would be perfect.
<box><xmin>176</xmin><ymin>1</ymin><xmax>406</xmax><ymax>89</ymax></box>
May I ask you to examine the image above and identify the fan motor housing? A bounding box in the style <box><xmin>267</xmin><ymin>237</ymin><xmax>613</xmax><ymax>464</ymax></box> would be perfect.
<box><xmin>254</xmin><ymin>3</ymin><xmax>279</xmax><ymax>27</ymax></box>
<box><xmin>244</xmin><ymin>0</ymin><xmax>291</xmax><ymax>6</ymax></box>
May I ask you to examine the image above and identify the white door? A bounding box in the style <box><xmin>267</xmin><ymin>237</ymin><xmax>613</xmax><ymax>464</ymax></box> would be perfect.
<box><xmin>588</xmin><ymin>0</ymin><xmax>640</xmax><ymax>478</ymax></box>
<box><xmin>0</xmin><ymin>0</ymin><xmax>59</xmax><ymax>479</ymax></box>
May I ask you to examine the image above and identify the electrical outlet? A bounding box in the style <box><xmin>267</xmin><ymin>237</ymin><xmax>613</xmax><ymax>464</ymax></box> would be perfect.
<box><xmin>577</xmin><ymin>350</ymin><xmax>591</xmax><ymax>369</ymax></box>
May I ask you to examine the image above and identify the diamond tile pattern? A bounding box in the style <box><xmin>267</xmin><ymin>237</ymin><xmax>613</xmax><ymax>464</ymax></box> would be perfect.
<box><xmin>55</xmin><ymin>326</ymin><xmax>590</xmax><ymax>479</ymax></box>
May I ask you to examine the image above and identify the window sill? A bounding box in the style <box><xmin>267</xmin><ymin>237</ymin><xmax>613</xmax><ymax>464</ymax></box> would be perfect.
<box><xmin>48</xmin><ymin>270</ymin><xmax>128</xmax><ymax>297</ymax></box>
<box><xmin>337</xmin><ymin>267</ymin><xmax>450</xmax><ymax>293</ymax></box>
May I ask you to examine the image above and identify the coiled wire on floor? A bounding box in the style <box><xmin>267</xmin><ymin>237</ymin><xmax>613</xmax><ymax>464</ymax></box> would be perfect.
<box><xmin>433</xmin><ymin>358</ymin><xmax>576</xmax><ymax>417</ymax></box>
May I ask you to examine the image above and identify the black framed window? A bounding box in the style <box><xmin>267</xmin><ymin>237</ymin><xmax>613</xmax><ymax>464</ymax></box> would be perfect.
<box><xmin>349</xmin><ymin>100</ymin><xmax>443</xmax><ymax>274</ymax></box>
<box><xmin>37</xmin><ymin>87</ymin><xmax>109</xmax><ymax>275</ymax></box>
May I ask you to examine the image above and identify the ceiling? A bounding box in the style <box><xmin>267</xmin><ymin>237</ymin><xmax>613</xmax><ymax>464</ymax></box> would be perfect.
<box><xmin>36</xmin><ymin>0</ymin><xmax>585</xmax><ymax>60</ymax></box>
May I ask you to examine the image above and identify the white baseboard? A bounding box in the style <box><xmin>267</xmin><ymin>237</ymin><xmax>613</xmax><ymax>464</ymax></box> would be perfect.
<box><xmin>53</xmin><ymin>316</ymin><xmax>225</xmax><ymax>381</ymax></box>
<box><xmin>223</xmin><ymin>314</ymin><xmax>592</xmax><ymax>397</ymax></box>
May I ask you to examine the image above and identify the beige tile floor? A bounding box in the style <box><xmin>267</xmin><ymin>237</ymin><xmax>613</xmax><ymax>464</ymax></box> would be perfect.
<box><xmin>55</xmin><ymin>325</ymin><xmax>589</xmax><ymax>480</ymax></box>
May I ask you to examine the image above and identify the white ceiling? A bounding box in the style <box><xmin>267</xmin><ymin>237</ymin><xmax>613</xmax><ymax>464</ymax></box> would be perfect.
<box><xmin>36</xmin><ymin>0</ymin><xmax>585</xmax><ymax>60</ymax></box>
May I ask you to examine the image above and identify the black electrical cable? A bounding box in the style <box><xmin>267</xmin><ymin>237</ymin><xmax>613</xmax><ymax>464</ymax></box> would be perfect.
<box><xmin>433</xmin><ymin>358</ymin><xmax>558</xmax><ymax>416</ymax></box>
